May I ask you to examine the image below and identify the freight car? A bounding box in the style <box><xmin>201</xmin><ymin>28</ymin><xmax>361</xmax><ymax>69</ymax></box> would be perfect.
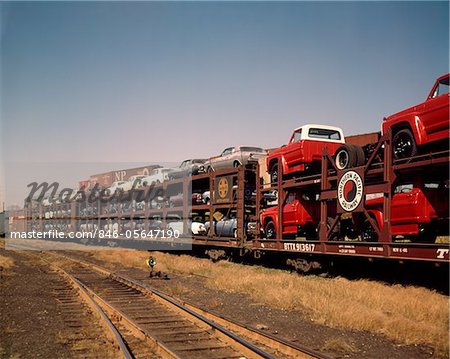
<box><xmin>11</xmin><ymin>74</ymin><xmax>450</xmax><ymax>272</ymax></box>
<box><xmin>16</xmin><ymin>129</ymin><xmax>449</xmax><ymax>272</ymax></box>
<box><xmin>254</xmin><ymin>130</ymin><xmax>449</xmax><ymax>272</ymax></box>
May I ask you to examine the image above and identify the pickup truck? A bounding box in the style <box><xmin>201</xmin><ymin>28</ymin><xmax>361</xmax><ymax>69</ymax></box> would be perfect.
<box><xmin>360</xmin><ymin>178</ymin><xmax>449</xmax><ymax>242</ymax></box>
<box><xmin>266</xmin><ymin>124</ymin><xmax>345</xmax><ymax>183</ymax></box>
<box><xmin>260</xmin><ymin>190</ymin><xmax>321</xmax><ymax>239</ymax></box>
<box><xmin>382</xmin><ymin>74</ymin><xmax>450</xmax><ymax>159</ymax></box>
<box><xmin>382</xmin><ymin>73</ymin><xmax>449</xmax><ymax>160</ymax></box>
<box><xmin>333</xmin><ymin>74</ymin><xmax>449</xmax><ymax>169</ymax></box>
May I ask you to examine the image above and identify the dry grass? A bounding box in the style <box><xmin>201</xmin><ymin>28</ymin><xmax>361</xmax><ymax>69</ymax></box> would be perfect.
<box><xmin>322</xmin><ymin>337</ymin><xmax>358</xmax><ymax>354</ymax></box>
<box><xmin>0</xmin><ymin>255</ymin><xmax>15</xmax><ymax>270</ymax></box>
<box><xmin>86</xmin><ymin>249</ymin><xmax>449</xmax><ymax>357</ymax></box>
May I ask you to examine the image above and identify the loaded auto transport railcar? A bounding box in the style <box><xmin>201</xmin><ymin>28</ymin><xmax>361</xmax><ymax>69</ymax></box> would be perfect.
<box><xmin>18</xmin><ymin>130</ymin><xmax>449</xmax><ymax>270</ymax></box>
<box><xmin>13</xmin><ymin>74</ymin><xmax>450</xmax><ymax>270</ymax></box>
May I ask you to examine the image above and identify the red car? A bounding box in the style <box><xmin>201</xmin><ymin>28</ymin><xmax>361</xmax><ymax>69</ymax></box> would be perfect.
<box><xmin>260</xmin><ymin>191</ymin><xmax>321</xmax><ymax>239</ymax></box>
<box><xmin>361</xmin><ymin>178</ymin><xmax>449</xmax><ymax>242</ymax></box>
<box><xmin>266</xmin><ymin>124</ymin><xmax>345</xmax><ymax>183</ymax></box>
<box><xmin>382</xmin><ymin>73</ymin><xmax>450</xmax><ymax>160</ymax></box>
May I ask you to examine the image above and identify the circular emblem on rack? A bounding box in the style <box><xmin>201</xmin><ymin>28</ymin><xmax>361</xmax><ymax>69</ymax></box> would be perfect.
<box><xmin>218</xmin><ymin>177</ymin><xmax>229</xmax><ymax>198</ymax></box>
<box><xmin>338</xmin><ymin>170</ymin><xmax>363</xmax><ymax>212</ymax></box>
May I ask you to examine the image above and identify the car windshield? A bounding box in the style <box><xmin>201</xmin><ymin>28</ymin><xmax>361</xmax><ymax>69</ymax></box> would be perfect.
<box><xmin>240</xmin><ymin>147</ymin><xmax>265</xmax><ymax>153</ymax></box>
<box><xmin>192</xmin><ymin>159</ymin><xmax>205</xmax><ymax>164</ymax></box>
<box><xmin>308</xmin><ymin>128</ymin><xmax>341</xmax><ymax>140</ymax></box>
<box><xmin>394</xmin><ymin>184</ymin><xmax>413</xmax><ymax>193</ymax></box>
<box><xmin>291</xmin><ymin>129</ymin><xmax>302</xmax><ymax>143</ymax></box>
<box><xmin>432</xmin><ymin>76</ymin><xmax>450</xmax><ymax>98</ymax></box>
<box><xmin>423</xmin><ymin>182</ymin><xmax>445</xmax><ymax>189</ymax></box>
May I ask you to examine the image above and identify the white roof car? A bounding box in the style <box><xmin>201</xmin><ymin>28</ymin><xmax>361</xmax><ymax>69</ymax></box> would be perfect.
<box><xmin>291</xmin><ymin>124</ymin><xmax>345</xmax><ymax>144</ymax></box>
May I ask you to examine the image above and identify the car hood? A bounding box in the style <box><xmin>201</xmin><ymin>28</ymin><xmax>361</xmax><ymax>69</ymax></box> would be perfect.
<box><xmin>267</xmin><ymin>146</ymin><xmax>286</xmax><ymax>157</ymax></box>
<box><xmin>262</xmin><ymin>206</ymin><xmax>278</xmax><ymax>215</ymax></box>
<box><xmin>384</xmin><ymin>101</ymin><xmax>425</xmax><ymax>122</ymax></box>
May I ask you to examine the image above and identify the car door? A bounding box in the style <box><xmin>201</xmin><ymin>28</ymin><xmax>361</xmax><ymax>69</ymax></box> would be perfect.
<box><xmin>421</xmin><ymin>76</ymin><xmax>450</xmax><ymax>135</ymax></box>
<box><xmin>284</xmin><ymin>129</ymin><xmax>303</xmax><ymax>168</ymax></box>
<box><xmin>215</xmin><ymin>148</ymin><xmax>232</xmax><ymax>170</ymax></box>
<box><xmin>178</xmin><ymin>160</ymin><xmax>189</xmax><ymax>177</ymax></box>
<box><xmin>391</xmin><ymin>183</ymin><xmax>419</xmax><ymax>225</ymax></box>
<box><xmin>222</xmin><ymin>147</ymin><xmax>236</xmax><ymax>169</ymax></box>
<box><xmin>283</xmin><ymin>193</ymin><xmax>299</xmax><ymax>234</ymax></box>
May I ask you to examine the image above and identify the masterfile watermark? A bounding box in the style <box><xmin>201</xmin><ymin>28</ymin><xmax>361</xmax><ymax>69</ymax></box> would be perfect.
<box><xmin>25</xmin><ymin>180</ymin><xmax>161</xmax><ymax>204</ymax></box>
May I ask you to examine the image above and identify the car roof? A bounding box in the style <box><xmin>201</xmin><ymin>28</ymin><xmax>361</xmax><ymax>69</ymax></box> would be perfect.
<box><xmin>436</xmin><ymin>73</ymin><xmax>450</xmax><ymax>82</ymax></box>
<box><xmin>292</xmin><ymin>124</ymin><xmax>343</xmax><ymax>133</ymax></box>
<box><xmin>234</xmin><ymin>145</ymin><xmax>265</xmax><ymax>150</ymax></box>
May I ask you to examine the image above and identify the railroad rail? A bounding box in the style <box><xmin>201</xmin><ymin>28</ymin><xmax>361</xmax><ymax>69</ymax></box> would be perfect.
<box><xmin>32</xmin><ymin>249</ymin><xmax>328</xmax><ymax>359</ymax></box>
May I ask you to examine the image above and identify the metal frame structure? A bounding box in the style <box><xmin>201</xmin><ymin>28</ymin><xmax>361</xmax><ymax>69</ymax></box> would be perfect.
<box><xmin>254</xmin><ymin>131</ymin><xmax>450</xmax><ymax>263</ymax></box>
<box><xmin>15</xmin><ymin>135</ymin><xmax>450</xmax><ymax>264</ymax></box>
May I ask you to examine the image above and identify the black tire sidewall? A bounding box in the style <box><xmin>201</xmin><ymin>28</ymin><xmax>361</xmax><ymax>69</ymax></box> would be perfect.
<box><xmin>393</xmin><ymin>128</ymin><xmax>417</xmax><ymax>160</ymax></box>
<box><xmin>265</xmin><ymin>221</ymin><xmax>276</xmax><ymax>239</ymax></box>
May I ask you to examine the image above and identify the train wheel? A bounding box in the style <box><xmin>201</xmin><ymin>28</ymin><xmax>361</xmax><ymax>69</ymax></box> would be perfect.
<box><xmin>393</xmin><ymin>128</ymin><xmax>417</xmax><ymax>160</ymax></box>
<box><xmin>265</xmin><ymin>221</ymin><xmax>276</xmax><ymax>239</ymax></box>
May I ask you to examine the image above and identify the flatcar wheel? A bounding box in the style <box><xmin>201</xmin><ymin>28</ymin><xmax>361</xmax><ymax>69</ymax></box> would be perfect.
<box><xmin>265</xmin><ymin>221</ymin><xmax>276</xmax><ymax>239</ymax></box>
<box><xmin>393</xmin><ymin>128</ymin><xmax>417</xmax><ymax>160</ymax></box>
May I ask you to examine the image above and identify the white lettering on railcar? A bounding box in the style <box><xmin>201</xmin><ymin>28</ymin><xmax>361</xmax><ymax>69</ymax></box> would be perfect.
<box><xmin>337</xmin><ymin>171</ymin><xmax>364</xmax><ymax>212</ymax></box>
<box><xmin>283</xmin><ymin>243</ymin><xmax>316</xmax><ymax>252</ymax></box>
<box><xmin>436</xmin><ymin>248</ymin><xmax>449</xmax><ymax>259</ymax></box>
<box><xmin>392</xmin><ymin>247</ymin><xmax>408</xmax><ymax>253</ymax></box>
<box><xmin>338</xmin><ymin>244</ymin><xmax>356</xmax><ymax>254</ymax></box>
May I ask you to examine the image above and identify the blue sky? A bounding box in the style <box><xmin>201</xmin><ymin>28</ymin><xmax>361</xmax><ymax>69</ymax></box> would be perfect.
<box><xmin>0</xmin><ymin>1</ymin><xmax>449</xmax><ymax>205</ymax></box>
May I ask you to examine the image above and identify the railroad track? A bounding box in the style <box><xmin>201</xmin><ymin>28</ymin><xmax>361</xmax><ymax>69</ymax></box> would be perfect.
<box><xmin>30</xmin><ymin>250</ymin><xmax>329</xmax><ymax>359</ymax></box>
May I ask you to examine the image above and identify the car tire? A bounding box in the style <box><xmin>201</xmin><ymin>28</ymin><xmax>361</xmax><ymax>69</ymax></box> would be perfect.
<box><xmin>354</xmin><ymin>145</ymin><xmax>365</xmax><ymax>166</ymax></box>
<box><xmin>392</xmin><ymin>128</ymin><xmax>417</xmax><ymax>160</ymax></box>
<box><xmin>360</xmin><ymin>217</ymin><xmax>379</xmax><ymax>242</ymax></box>
<box><xmin>265</xmin><ymin>221</ymin><xmax>277</xmax><ymax>239</ymax></box>
<box><xmin>269</xmin><ymin>163</ymin><xmax>279</xmax><ymax>184</ymax></box>
<box><xmin>334</xmin><ymin>144</ymin><xmax>364</xmax><ymax>170</ymax></box>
